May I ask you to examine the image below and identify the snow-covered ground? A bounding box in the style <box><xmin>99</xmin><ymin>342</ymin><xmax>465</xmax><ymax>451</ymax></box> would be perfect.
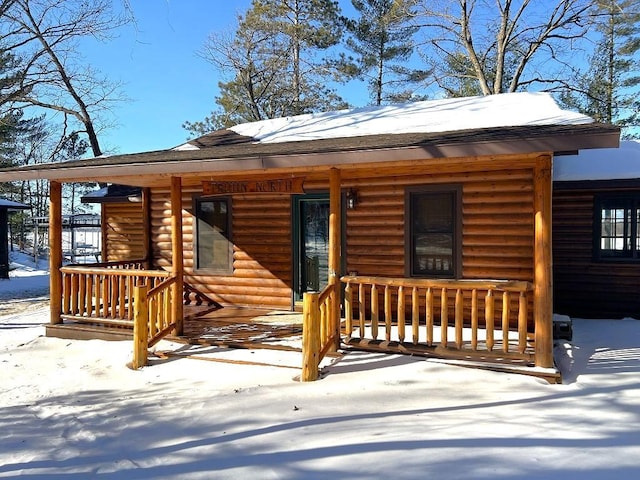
<box><xmin>1</xmin><ymin>251</ymin><xmax>639</xmax><ymax>479</ymax></box>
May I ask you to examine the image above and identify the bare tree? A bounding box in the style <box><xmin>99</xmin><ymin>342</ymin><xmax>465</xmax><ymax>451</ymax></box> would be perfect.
<box><xmin>415</xmin><ymin>0</ymin><xmax>594</xmax><ymax>95</ymax></box>
<box><xmin>1</xmin><ymin>0</ymin><xmax>132</xmax><ymax>156</ymax></box>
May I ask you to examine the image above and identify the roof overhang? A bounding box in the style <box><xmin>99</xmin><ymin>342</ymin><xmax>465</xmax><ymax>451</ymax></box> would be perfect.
<box><xmin>0</xmin><ymin>124</ymin><xmax>621</xmax><ymax>187</ymax></box>
<box><xmin>0</xmin><ymin>199</ymin><xmax>30</xmax><ymax>211</ymax></box>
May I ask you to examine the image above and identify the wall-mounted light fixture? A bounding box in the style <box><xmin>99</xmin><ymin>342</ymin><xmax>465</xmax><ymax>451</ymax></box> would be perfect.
<box><xmin>346</xmin><ymin>188</ymin><xmax>358</xmax><ymax>209</ymax></box>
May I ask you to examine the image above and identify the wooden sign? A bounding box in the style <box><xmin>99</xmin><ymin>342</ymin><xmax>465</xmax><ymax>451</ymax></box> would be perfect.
<box><xmin>203</xmin><ymin>177</ymin><xmax>305</xmax><ymax>196</ymax></box>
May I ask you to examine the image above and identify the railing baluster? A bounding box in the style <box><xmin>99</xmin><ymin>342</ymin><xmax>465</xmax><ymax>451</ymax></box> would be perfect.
<box><xmin>384</xmin><ymin>285</ymin><xmax>392</xmax><ymax>341</ymax></box>
<box><xmin>471</xmin><ymin>289</ymin><xmax>478</xmax><ymax>350</ymax></box>
<box><xmin>485</xmin><ymin>289</ymin><xmax>494</xmax><ymax>351</ymax></box>
<box><xmin>502</xmin><ymin>291</ymin><xmax>510</xmax><ymax>353</ymax></box>
<box><xmin>78</xmin><ymin>273</ymin><xmax>86</xmax><ymax>316</ymax></box>
<box><xmin>518</xmin><ymin>291</ymin><xmax>528</xmax><ymax>354</ymax></box>
<box><xmin>110</xmin><ymin>275</ymin><xmax>118</xmax><ymax>318</ymax></box>
<box><xmin>358</xmin><ymin>283</ymin><xmax>365</xmax><ymax>338</ymax></box>
<box><xmin>412</xmin><ymin>286</ymin><xmax>419</xmax><ymax>344</ymax></box>
<box><xmin>440</xmin><ymin>288</ymin><xmax>448</xmax><ymax>347</ymax></box>
<box><xmin>101</xmin><ymin>274</ymin><xmax>109</xmax><ymax>319</ymax></box>
<box><xmin>62</xmin><ymin>272</ymin><xmax>71</xmax><ymax>315</ymax></box>
<box><xmin>344</xmin><ymin>282</ymin><xmax>353</xmax><ymax>335</ymax></box>
<box><xmin>119</xmin><ymin>275</ymin><xmax>127</xmax><ymax>319</ymax></box>
<box><xmin>426</xmin><ymin>287</ymin><xmax>433</xmax><ymax>346</ymax></box>
<box><xmin>320</xmin><ymin>298</ymin><xmax>327</xmax><ymax>345</ymax></box>
<box><xmin>86</xmin><ymin>274</ymin><xmax>94</xmax><ymax>317</ymax></box>
<box><xmin>397</xmin><ymin>285</ymin><xmax>405</xmax><ymax>343</ymax></box>
<box><xmin>70</xmin><ymin>273</ymin><xmax>79</xmax><ymax>315</ymax></box>
<box><xmin>371</xmin><ymin>284</ymin><xmax>378</xmax><ymax>340</ymax></box>
<box><xmin>455</xmin><ymin>289</ymin><xmax>463</xmax><ymax>349</ymax></box>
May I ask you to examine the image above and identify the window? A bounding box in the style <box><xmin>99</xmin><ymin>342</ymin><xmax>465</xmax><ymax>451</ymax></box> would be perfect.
<box><xmin>406</xmin><ymin>186</ymin><xmax>461</xmax><ymax>278</ymax></box>
<box><xmin>595</xmin><ymin>193</ymin><xmax>640</xmax><ymax>261</ymax></box>
<box><xmin>194</xmin><ymin>197</ymin><xmax>232</xmax><ymax>273</ymax></box>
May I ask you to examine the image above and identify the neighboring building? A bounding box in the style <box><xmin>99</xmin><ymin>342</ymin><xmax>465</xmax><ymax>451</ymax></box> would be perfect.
<box><xmin>0</xmin><ymin>198</ymin><xmax>29</xmax><ymax>279</ymax></box>
<box><xmin>553</xmin><ymin>140</ymin><xmax>640</xmax><ymax>319</ymax></box>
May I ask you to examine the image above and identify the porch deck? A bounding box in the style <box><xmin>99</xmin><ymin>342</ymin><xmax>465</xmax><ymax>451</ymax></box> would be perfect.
<box><xmin>46</xmin><ymin>304</ymin><xmax>560</xmax><ymax>382</ymax></box>
<box><xmin>47</xmin><ymin>305</ymin><xmax>305</xmax><ymax>347</ymax></box>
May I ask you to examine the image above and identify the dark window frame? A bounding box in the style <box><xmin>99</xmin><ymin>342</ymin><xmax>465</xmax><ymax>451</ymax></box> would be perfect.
<box><xmin>405</xmin><ymin>185</ymin><xmax>462</xmax><ymax>279</ymax></box>
<box><xmin>593</xmin><ymin>192</ymin><xmax>640</xmax><ymax>262</ymax></box>
<box><xmin>193</xmin><ymin>196</ymin><xmax>233</xmax><ymax>274</ymax></box>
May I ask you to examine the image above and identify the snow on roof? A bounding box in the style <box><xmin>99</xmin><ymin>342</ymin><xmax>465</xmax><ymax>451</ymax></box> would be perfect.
<box><xmin>553</xmin><ymin>140</ymin><xmax>640</xmax><ymax>182</ymax></box>
<box><xmin>227</xmin><ymin>92</ymin><xmax>594</xmax><ymax>144</ymax></box>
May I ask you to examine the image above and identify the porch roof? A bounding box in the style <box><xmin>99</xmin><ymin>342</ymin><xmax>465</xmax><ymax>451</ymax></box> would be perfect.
<box><xmin>0</xmin><ymin>94</ymin><xmax>620</xmax><ymax>188</ymax></box>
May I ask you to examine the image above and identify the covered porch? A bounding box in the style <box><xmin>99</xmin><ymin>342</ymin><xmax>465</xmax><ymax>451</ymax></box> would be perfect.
<box><xmin>43</xmin><ymin>159</ymin><xmax>557</xmax><ymax>381</ymax></box>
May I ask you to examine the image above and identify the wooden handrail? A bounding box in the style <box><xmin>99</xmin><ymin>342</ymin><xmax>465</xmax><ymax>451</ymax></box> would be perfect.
<box><xmin>341</xmin><ymin>275</ymin><xmax>533</xmax><ymax>292</ymax></box>
<box><xmin>67</xmin><ymin>258</ymin><xmax>147</xmax><ymax>269</ymax></box>
<box><xmin>317</xmin><ymin>283</ymin><xmax>333</xmax><ymax>304</ymax></box>
<box><xmin>148</xmin><ymin>275</ymin><xmax>177</xmax><ymax>297</ymax></box>
<box><xmin>61</xmin><ymin>266</ymin><xmax>170</xmax><ymax>278</ymax></box>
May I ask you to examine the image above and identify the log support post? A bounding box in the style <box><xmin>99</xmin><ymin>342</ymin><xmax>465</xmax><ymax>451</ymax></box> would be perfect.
<box><xmin>328</xmin><ymin>167</ymin><xmax>341</xmax><ymax>351</ymax></box>
<box><xmin>49</xmin><ymin>181</ymin><xmax>63</xmax><ymax>325</ymax></box>
<box><xmin>132</xmin><ymin>283</ymin><xmax>149</xmax><ymax>369</ymax></box>
<box><xmin>170</xmin><ymin>176</ymin><xmax>184</xmax><ymax>336</ymax></box>
<box><xmin>142</xmin><ymin>187</ymin><xmax>152</xmax><ymax>269</ymax></box>
<box><xmin>301</xmin><ymin>291</ymin><xmax>320</xmax><ymax>381</ymax></box>
<box><xmin>534</xmin><ymin>155</ymin><xmax>554</xmax><ymax>368</ymax></box>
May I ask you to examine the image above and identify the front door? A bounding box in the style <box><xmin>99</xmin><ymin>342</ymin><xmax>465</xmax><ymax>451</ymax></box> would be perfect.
<box><xmin>293</xmin><ymin>194</ymin><xmax>330</xmax><ymax>302</ymax></box>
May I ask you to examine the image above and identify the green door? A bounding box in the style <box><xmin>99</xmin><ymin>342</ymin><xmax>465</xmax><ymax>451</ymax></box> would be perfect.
<box><xmin>293</xmin><ymin>194</ymin><xmax>330</xmax><ymax>301</ymax></box>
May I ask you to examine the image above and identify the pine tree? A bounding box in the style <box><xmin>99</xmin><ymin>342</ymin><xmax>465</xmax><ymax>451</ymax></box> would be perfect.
<box><xmin>186</xmin><ymin>0</ymin><xmax>348</xmax><ymax>135</ymax></box>
<box><xmin>563</xmin><ymin>0</ymin><xmax>639</xmax><ymax>137</ymax></box>
<box><xmin>340</xmin><ymin>0</ymin><xmax>423</xmax><ymax>105</ymax></box>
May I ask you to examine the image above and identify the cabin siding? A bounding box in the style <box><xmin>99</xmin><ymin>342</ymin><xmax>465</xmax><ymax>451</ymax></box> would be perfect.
<box><xmin>553</xmin><ymin>186</ymin><xmax>640</xmax><ymax>318</ymax></box>
<box><xmin>345</xmin><ymin>168</ymin><xmax>535</xmax><ymax>282</ymax></box>
<box><xmin>102</xmin><ymin>202</ymin><xmax>146</xmax><ymax>262</ymax></box>
<box><xmin>147</xmin><ymin>159</ymin><xmax>537</xmax><ymax>315</ymax></box>
<box><xmin>150</xmin><ymin>186</ymin><xmax>292</xmax><ymax>309</ymax></box>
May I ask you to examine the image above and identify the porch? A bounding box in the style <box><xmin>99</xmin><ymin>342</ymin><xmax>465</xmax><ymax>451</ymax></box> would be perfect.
<box><xmin>44</xmin><ymin>260</ymin><xmax>559</xmax><ymax>382</ymax></box>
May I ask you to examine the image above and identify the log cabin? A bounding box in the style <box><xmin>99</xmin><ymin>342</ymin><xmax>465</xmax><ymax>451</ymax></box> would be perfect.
<box><xmin>0</xmin><ymin>93</ymin><xmax>620</xmax><ymax>381</ymax></box>
<box><xmin>553</xmin><ymin>140</ymin><xmax>640</xmax><ymax>319</ymax></box>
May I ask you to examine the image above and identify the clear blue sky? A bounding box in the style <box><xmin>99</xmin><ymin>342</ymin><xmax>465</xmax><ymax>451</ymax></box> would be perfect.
<box><xmin>81</xmin><ymin>0</ymin><xmax>363</xmax><ymax>156</ymax></box>
<box><xmin>81</xmin><ymin>0</ymin><xmax>253</xmax><ymax>155</ymax></box>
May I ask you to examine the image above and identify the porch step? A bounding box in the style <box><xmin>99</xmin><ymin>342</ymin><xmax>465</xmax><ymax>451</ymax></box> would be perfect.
<box><xmin>46</xmin><ymin>322</ymin><xmax>133</xmax><ymax>341</ymax></box>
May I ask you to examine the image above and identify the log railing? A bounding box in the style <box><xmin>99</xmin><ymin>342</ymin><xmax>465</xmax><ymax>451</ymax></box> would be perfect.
<box><xmin>132</xmin><ymin>277</ymin><xmax>178</xmax><ymax>369</ymax></box>
<box><xmin>301</xmin><ymin>282</ymin><xmax>339</xmax><ymax>381</ymax></box>
<box><xmin>341</xmin><ymin>275</ymin><xmax>536</xmax><ymax>364</ymax></box>
<box><xmin>59</xmin><ymin>263</ymin><xmax>171</xmax><ymax>327</ymax></box>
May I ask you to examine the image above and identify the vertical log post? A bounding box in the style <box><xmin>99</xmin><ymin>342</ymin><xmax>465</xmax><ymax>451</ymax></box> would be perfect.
<box><xmin>328</xmin><ymin>168</ymin><xmax>341</xmax><ymax>351</ymax></box>
<box><xmin>301</xmin><ymin>291</ymin><xmax>320</xmax><ymax>381</ymax></box>
<box><xmin>49</xmin><ymin>181</ymin><xmax>63</xmax><ymax>325</ymax></box>
<box><xmin>534</xmin><ymin>155</ymin><xmax>554</xmax><ymax>368</ymax></box>
<box><xmin>132</xmin><ymin>283</ymin><xmax>149</xmax><ymax>369</ymax></box>
<box><xmin>142</xmin><ymin>187</ymin><xmax>152</xmax><ymax>269</ymax></box>
<box><xmin>170</xmin><ymin>177</ymin><xmax>184</xmax><ymax>336</ymax></box>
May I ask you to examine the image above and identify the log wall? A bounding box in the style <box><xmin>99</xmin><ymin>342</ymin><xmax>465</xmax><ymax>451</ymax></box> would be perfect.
<box><xmin>102</xmin><ymin>202</ymin><xmax>146</xmax><ymax>262</ymax></box>
<box><xmin>150</xmin><ymin>186</ymin><xmax>293</xmax><ymax>308</ymax></box>
<box><xmin>345</xmin><ymin>168</ymin><xmax>535</xmax><ymax>282</ymax></box>
<box><xmin>148</xmin><ymin>159</ymin><xmax>538</xmax><ymax>311</ymax></box>
<box><xmin>553</xmin><ymin>185</ymin><xmax>640</xmax><ymax>318</ymax></box>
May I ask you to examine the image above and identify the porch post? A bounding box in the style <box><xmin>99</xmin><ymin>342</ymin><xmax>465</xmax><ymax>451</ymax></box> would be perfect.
<box><xmin>142</xmin><ymin>187</ymin><xmax>152</xmax><ymax>269</ymax></box>
<box><xmin>533</xmin><ymin>155</ymin><xmax>553</xmax><ymax>368</ymax></box>
<box><xmin>170</xmin><ymin>176</ymin><xmax>184</xmax><ymax>335</ymax></box>
<box><xmin>49</xmin><ymin>181</ymin><xmax>63</xmax><ymax>325</ymax></box>
<box><xmin>328</xmin><ymin>168</ymin><xmax>341</xmax><ymax>351</ymax></box>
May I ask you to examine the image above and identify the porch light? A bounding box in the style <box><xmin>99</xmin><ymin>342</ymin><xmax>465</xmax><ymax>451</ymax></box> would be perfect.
<box><xmin>346</xmin><ymin>188</ymin><xmax>358</xmax><ymax>209</ymax></box>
